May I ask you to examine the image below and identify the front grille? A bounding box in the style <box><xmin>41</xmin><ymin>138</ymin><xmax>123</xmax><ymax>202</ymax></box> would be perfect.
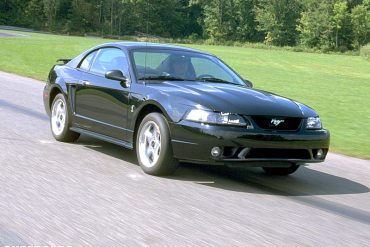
<box><xmin>251</xmin><ymin>116</ymin><xmax>302</xmax><ymax>131</ymax></box>
<box><xmin>247</xmin><ymin>148</ymin><xmax>311</xmax><ymax>159</ymax></box>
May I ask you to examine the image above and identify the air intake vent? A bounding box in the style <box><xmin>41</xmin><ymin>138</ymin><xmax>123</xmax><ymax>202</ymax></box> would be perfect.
<box><xmin>247</xmin><ymin>148</ymin><xmax>311</xmax><ymax>159</ymax></box>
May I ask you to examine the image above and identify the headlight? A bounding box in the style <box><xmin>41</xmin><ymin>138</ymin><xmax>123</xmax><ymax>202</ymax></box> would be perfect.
<box><xmin>306</xmin><ymin>117</ymin><xmax>322</xmax><ymax>129</ymax></box>
<box><xmin>185</xmin><ymin>109</ymin><xmax>253</xmax><ymax>128</ymax></box>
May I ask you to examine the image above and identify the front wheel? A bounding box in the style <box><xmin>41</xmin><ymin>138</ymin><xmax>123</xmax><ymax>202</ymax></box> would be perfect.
<box><xmin>50</xmin><ymin>93</ymin><xmax>80</xmax><ymax>142</ymax></box>
<box><xmin>262</xmin><ymin>163</ymin><xmax>300</xmax><ymax>175</ymax></box>
<box><xmin>136</xmin><ymin>113</ymin><xmax>178</xmax><ymax>176</ymax></box>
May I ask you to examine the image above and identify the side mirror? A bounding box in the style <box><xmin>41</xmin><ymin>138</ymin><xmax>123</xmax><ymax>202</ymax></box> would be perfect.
<box><xmin>105</xmin><ymin>70</ymin><xmax>128</xmax><ymax>88</ymax></box>
<box><xmin>243</xmin><ymin>79</ymin><xmax>253</xmax><ymax>88</ymax></box>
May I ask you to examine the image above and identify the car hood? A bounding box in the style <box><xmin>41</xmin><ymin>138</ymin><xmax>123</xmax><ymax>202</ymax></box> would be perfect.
<box><xmin>147</xmin><ymin>81</ymin><xmax>315</xmax><ymax>117</ymax></box>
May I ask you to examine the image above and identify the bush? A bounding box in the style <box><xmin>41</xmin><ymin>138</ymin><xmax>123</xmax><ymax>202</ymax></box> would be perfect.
<box><xmin>360</xmin><ymin>44</ymin><xmax>370</xmax><ymax>61</ymax></box>
<box><xmin>187</xmin><ymin>33</ymin><xmax>200</xmax><ymax>42</ymax></box>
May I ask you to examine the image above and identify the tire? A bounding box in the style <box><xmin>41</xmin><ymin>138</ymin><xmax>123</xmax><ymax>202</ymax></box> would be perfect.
<box><xmin>136</xmin><ymin>112</ymin><xmax>178</xmax><ymax>176</ymax></box>
<box><xmin>50</xmin><ymin>93</ymin><xmax>80</xmax><ymax>142</ymax></box>
<box><xmin>262</xmin><ymin>163</ymin><xmax>300</xmax><ymax>175</ymax></box>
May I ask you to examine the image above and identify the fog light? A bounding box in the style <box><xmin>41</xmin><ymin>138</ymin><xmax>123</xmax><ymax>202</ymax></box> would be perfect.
<box><xmin>211</xmin><ymin>147</ymin><xmax>222</xmax><ymax>157</ymax></box>
<box><xmin>316</xmin><ymin>149</ymin><xmax>324</xmax><ymax>159</ymax></box>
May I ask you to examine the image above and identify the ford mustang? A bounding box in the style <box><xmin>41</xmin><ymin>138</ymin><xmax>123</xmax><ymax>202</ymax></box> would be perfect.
<box><xmin>43</xmin><ymin>42</ymin><xmax>330</xmax><ymax>176</ymax></box>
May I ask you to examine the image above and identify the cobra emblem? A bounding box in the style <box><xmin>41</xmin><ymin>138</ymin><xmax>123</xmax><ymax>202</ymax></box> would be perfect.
<box><xmin>271</xmin><ymin>118</ymin><xmax>285</xmax><ymax>126</ymax></box>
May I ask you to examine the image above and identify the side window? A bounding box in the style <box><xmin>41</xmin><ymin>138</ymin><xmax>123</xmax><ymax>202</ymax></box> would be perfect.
<box><xmin>133</xmin><ymin>51</ymin><xmax>169</xmax><ymax>78</ymax></box>
<box><xmin>133</xmin><ymin>51</ymin><xmax>169</xmax><ymax>69</ymax></box>
<box><xmin>79</xmin><ymin>51</ymin><xmax>97</xmax><ymax>71</ymax></box>
<box><xmin>90</xmin><ymin>48</ymin><xmax>129</xmax><ymax>76</ymax></box>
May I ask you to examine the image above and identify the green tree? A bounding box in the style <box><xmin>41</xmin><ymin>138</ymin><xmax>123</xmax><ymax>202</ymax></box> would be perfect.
<box><xmin>25</xmin><ymin>0</ymin><xmax>46</xmax><ymax>29</ymax></box>
<box><xmin>234</xmin><ymin>0</ymin><xmax>260</xmax><ymax>41</ymax></box>
<box><xmin>149</xmin><ymin>0</ymin><xmax>185</xmax><ymax>37</ymax></box>
<box><xmin>179</xmin><ymin>0</ymin><xmax>204</xmax><ymax>38</ymax></box>
<box><xmin>0</xmin><ymin>0</ymin><xmax>368</xmax><ymax>52</ymax></box>
<box><xmin>43</xmin><ymin>0</ymin><xmax>61</xmax><ymax>30</ymax></box>
<box><xmin>67</xmin><ymin>0</ymin><xmax>99</xmax><ymax>33</ymax></box>
<box><xmin>298</xmin><ymin>0</ymin><xmax>353</xmax><ymax>51</ymax></box>
<box><xmin>203</xmin><ymin>0</ymin><xmax>236</xmax><ymax>40</ymax></box>
<box><xmin>297</xmin><ymin>1</ymin><xmax>334</xmax><ymax>49</ymax></box>
<box><xmin>0</xmin><ymin>0</ymin><xmax>30</xmax><ymax>26</ymax></box>
<box><xmin>255</xmin><ymin>0</ymin><xmax>301</xmax><ymax>46</ymax></box>
<box><xmin>351</xmin><ymin>0</ymin><xmax>370</xmax><ymax>48</ymax></box>
<box><xmin>332</xmin><ymin>1</ymin><xmax>350</xmax><ymax>49</ymax></box>
<box><xmin>202</xmin><ymin>0</ymin><xmax>259</xmax><ymax>42</ymax></box>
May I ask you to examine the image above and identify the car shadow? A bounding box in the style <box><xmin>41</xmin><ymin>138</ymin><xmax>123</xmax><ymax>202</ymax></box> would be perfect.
<box><xmin>76</xmin><ymin>135</ymin><xmax>370</xmax><ymax>225</ymax></box>
<box><xmin>175</xmin><ymin>164</ymin><xmax>370</xmax><ymax>196</ymax></box>
<box><xmin>76</xmin><ymin>135</ymin><xmax>369</xmax><ymax>197</ymax></box>
<box><xmin>77</xmin><ymin>135</ymin><xmax>138</xmax><ymax>164</ymax></box>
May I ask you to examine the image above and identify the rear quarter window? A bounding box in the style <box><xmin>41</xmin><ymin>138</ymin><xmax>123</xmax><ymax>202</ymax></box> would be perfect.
<box><xmin>79</xmin><ymin>51</ymin><xmax>97</xmax><ymax>71</ymax></box>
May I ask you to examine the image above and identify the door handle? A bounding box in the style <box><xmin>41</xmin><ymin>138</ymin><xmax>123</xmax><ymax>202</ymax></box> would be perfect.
<box><xmin>80</xmin><ymin>80</ymin><xmax>90</xmax><ymax>86</ymax></box>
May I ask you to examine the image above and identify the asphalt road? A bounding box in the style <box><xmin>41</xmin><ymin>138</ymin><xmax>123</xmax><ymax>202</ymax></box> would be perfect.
<box><xmin>0</xmin><ymin>32</ymin><xmax>29</xmax><ymax>38</ymax></box>
<box><xmin>0</xmin><ymin>71</ymin><xmax>369</xmax><ymax>247</ymax></box>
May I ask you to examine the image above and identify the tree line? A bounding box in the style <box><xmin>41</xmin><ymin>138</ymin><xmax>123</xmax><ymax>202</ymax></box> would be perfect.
<box><xmin>1</xmin><ymin>0</ymin><xmax>369</xmax><ymax>51</ymax></box>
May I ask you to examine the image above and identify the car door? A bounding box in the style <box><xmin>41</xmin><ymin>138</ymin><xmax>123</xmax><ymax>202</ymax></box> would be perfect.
<box><xmin>74</xmin><ymin>47</ymin><xmax>131</xmax><ymax>142</ymax></box>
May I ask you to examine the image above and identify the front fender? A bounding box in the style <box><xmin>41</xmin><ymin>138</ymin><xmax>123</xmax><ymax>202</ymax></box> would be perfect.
<box><xmin>129</xmin><ymin>89</ymin><xmax>194</xmax><ymax>131</ymax></box>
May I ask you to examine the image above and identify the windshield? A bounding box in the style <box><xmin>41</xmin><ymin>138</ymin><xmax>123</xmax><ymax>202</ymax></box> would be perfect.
<box><xmin>132</xmin><ymin>48</ymin><xmax>245</xmax><ymax>86</ymax></box>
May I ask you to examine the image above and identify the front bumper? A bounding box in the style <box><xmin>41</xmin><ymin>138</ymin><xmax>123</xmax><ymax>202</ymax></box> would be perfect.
<box><xmin>169</xmin><ymin>120</ymin><xmax>330</xmax><ymax>166</ymax></box>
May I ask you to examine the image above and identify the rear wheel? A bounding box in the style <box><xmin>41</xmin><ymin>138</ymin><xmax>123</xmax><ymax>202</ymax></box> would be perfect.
<box><xmin>262</xmin><ymin>163</ymin><xmax>300</xmax><ymax>175</ymax></box>
<box><xmin>136</xmin><ymin>113</ymin><xmax>178</xmax><ymax>176</ymax></box>
<box><xmin>50</xmin><ymin>93</ymin><xmax>80</xmax><ymax>142</ymax></box>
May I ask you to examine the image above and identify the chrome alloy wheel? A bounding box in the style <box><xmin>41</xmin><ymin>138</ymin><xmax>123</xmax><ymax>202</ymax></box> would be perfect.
<box><xmin>51</xmin><ymin>98</ymin><xmax>66</xmax><ymax>136</ymax></box>
<box><xmin>138</xmin><ymin>121</ymin><xmax>161</xmax><ymax>168</ymax></box>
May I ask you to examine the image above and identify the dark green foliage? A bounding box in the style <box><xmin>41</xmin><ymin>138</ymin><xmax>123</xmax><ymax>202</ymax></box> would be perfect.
<box><xmin>25</xmin><ymin>0</ymin><xmax>46</xmax><ymax>29</ymax></box>
<box><xmin>298</xmin><ymin>0</ymin><xmax>368</xmax><ymax>51</ymax></box>
<box><xmin>0</xmin><ymin>0</ymin><xmax>368</xmax><ymax>51</ymax></box>
<box><xmin>297</xmin><ymin>1</ymin><xmax>336</xmax><ymax>50</ymax></box>
<box><xmin>351</xmin><ymin>0</ymin><xmax>370</xmax><ymax>48</ymax></box>
<box><xmin>255</xmin><ymin>0</ymin><xmax>301</xmax><ymax>46</ymax></box>
<box><xmin>0</xmin><ymin>0</ymin><xmax>30</xmax><ymax>26</ymax></box>
<box><xmin>203</xmin><ymin>0</ymin><xmax>260</xmax><ymax>41</ymax></box>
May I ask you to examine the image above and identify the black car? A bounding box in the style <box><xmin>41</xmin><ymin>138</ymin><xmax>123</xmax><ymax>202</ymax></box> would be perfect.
<box><xmin>43</xmin><ymin>42</ymin><xmax>330</xmax><ymax>176</ymax></box>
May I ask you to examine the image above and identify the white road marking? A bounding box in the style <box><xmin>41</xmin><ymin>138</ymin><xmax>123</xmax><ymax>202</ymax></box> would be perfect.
<box><xmin>39</xmin><ymin>140</ymin><xmax>55</xmax><ymax>144</ymax></box>
<box><xmin>127</xmin><ymin>173</ymin><xmax>145</xmax><ymax>180</ymax></box>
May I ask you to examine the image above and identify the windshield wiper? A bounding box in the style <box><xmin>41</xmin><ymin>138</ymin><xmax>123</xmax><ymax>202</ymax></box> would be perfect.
<box><xmin>139</xmin><ymin>75</ymin><xmax>240</xmax><ymax>85</ymax></box>
<box><xmin>138</xmin><ymin>75</ymin><xmax>188</xmax><ymax>81</ymax></box>
<box><xmin>196</xmin><ymin>77</ymin><xmax>237</xmax><ymax>85</ymax></box>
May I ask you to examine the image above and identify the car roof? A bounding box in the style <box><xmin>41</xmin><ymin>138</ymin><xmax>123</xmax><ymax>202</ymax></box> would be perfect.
<box><xmin>99</xmin><ymin>41</ymin><xmax>214</xmax><ymax>56</ymax></box>
<box><xmin>66</xmin><ymin>42</ymin><xmax>215</xmax><ymax>68</ymax></box>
